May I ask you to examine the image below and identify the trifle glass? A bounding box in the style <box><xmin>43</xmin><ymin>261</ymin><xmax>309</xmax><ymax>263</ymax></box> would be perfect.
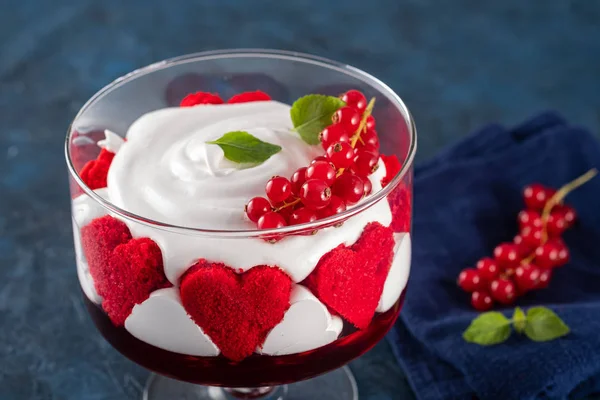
<box><xmin>66</xmin><ymin>50</ymin><xmax>416</xmax><ymax>400</ymax></box>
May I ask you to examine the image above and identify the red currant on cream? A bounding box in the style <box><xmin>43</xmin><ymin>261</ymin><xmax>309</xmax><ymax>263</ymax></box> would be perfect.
<box><xmin>306</xmin><ymin>161</ymin><xmax>336</xmax><ymax>186</ymax></box>
<box><xmin>311</xmin><ymin>156</ymin><xmax>329</xmax><ymax>164</ymax></box>
<box><xmin>352</xmin><ymin>150</ymin><xmax>379</xmax><ymax>177</ymax></box>
<box><xmin>318</xmin><ymin>195</ymin><xmax>347</xmax><ymax>218</ymax></box>
<box><xmin>265</xmin><ymin>176</ymin><xmax>292</xmax><ymax>203</ymax></box>
<box><xmin>300</xmin><ymin>179</ymin><xmax>332</xmax><ymax>210</ymax></box>
<box><xmin>290</xmin><ymin>167</ymin><xmax>308</xmax><ymax>196</ymax></box>
<box><xmin>333</xmin><ymin>106</ymin><xmax>361</xmax><ymax>132</ymax></box>
<box><xmin>362</xmin><ymin>177</ymin><xmax>373</xmax><ymax>197</ymax></box>
<box><xmin>457</xmin><ymin>268</ymin><xmax>484</xmax><ymax>292</ymax></box>
<box><xmin>288</xmin><ymin>207</ymin><xmax>318</xmax><ymax>225</ymax></box>
<box><xmin>319</xmin><ymin>123</ymin><xmax>350</xmax><ymax>150</ymax></box>
<box><xmin>245</xmin><ymin>197</ymin><xmax>272</xmax><ymax>223</ymax></box>
<box><xmin>257</xmin><ymin>212</ymin><xmax>287</xmax><ymax>229</ymax></box>
<box><xmin>490</xmin><ymin>278</ymin><xmax>516</xmax><ymax>304</ymax></box>
<box><xmin>340</xmin><ymin>90</ymin><xmax>367</xmax><ymax>113</ymax></box>
<box><xmin>475</xmin><ymin>257</ymin><xmax>500</xmax><ymax>281</ymax></box>
<box><xmin>332</xmin><ymin>172</ymin><xmax>364</xmax><ymax>205</ymax></box>
<box><xmin>326</xmin><ymin>141</ymin><xmax>355</xmax><ymax>169</ymax></box>
<box><xmin>471</xmin><ymin>291</ymin><xmax>494</xmax><ymax>311</ymax></box>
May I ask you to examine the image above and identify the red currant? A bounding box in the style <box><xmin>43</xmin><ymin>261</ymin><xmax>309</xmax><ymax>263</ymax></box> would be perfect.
<box><xmin>265</xmin><ymin>176</ymin><xmax>292</xmax><ymax>203</ymax></box>
<box><xmin>471</xmin><ymin>291</ymin><xmax>494</xmax><ymax>311</ymax></box>
<box><xmin>553</xmin><ymin>204</ymin><xmax>576</xmax><ymax>227</ymax></box>
<box><xmin>534</xmin><ymin>239</ymin><xmax>565</xmax><ymax>269</ymax></box>
<box><xmin>290</xmin><ymin>167</ymin><xmax>307</xmax><ymax>196</ymax></box>
<box><xmin>318</xmin><ymin>195</ymin><xmax>346</xmax><ymax>218</ymax></box>
<box><xmin>352</xmin><ymin>150</ymin><xmax>379</xmax><ymax>177</ymax></box>
<box><xmin>362</xmin><ymin>176</ymin><xmax>373</xmax><ymax>197</ymax></box>
<box><xmin>332</xmin><ymin>172</ymin><xmax>364</xmax><ymax>205</ymax></box>
<box><xmin>535</xmin><ymin>268</ymin><xmax>552</xmax><ymax>289</ymax></box>
<box><xmin>300</xmin><ymin>179</ymin><xmax>332</xmax><ymax>210</ymax></box>
<box><xmin>340</xmin><ymin>90</ymin><xmax>367</xmax><ymax>113</ymax></box>
<box><xmin>490</xmin><ymin>277</ymin><xmax>517</xmax><ymax>304</ymax></box>
<box><xmin>476</xmin><ymin>257</ymin><xmax>500</xmax><ymax>281</ymax></box>
<box><xmin>306</xmin><ymin>161</ymin><xmax>336</xmax><ymax>186</ymax></box>
<box><xmin>513</xmin><ymin>234</ymin><xmax>534</xmax><ymax>256</ymax></box>
<box><xmin>326</xmin><ymin>141</ymin><xmax>355</xmax><ymax>169</ymax></box>
<box><xmin>457</xmin><ymin>268</ymin><xmax>484</xmax><ymax>292</ymax></box>
<box><xmin>288</xmin><ymin>207</ymin><xmax>318</xmax><ymax>225</ymax></box>
<box><xmin>357</xmin><ymin>128</ymin><xmax>380</xmax><ymax>151</ymax></box>
<box><xmin>546</xmin><ymin>212</ymin><xmax>567</xmax><ymax>237</ymax></box>
<box><xmin>366</xmin><ymin>115</ymin><xmax>376</xmax><ymax>130</ymax></box>
<box><xmin>311</xmin><ymin>156</ymin><xmax>329</xmax><ymax>164</ymax></box>
<box><xmin>517</xmin><ymin>209</ymin><xmax>542</xmax><ymax>230</ymax></box>
<box><xmin>319</xmin><ymin>123</ymin><xmax>350</xmax><ymax>150</ymax></box>
<box><xmin>514</xmin><ymin>264</ymin><xmax>541</xmax><ymax>292</ymax></box>
<box><xmin>523</xmin><ymin>183</ymin><xmax>556</xmax><ymax>210</ymax></box>
<box><xmin>257</xmin><ymin>212</ymin><xmax>287</xmax><ymax>229</ymax></box>
<box><xmin>332</xmin><ymin>106</ymin><xmax>361</xmax><ymax>133</ymax></box>
<box><xmin>245</xmin><ymin>197</ymin><xmax>272</xmax><ymax>223</ymax></box>
<box><xmin>520</xmin><ymin>225</ymin><xmax>543</xmax><ymax>248</ymax></box>
<box><xmin>493</xmin><ymin>243</ymin><xmax>521</xmax><ymax>268</ymax></box>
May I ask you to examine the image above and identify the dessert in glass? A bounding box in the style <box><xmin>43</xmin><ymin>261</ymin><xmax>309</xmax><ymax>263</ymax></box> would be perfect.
<box><xmin>66</xmin><ymin>50</ymin><xmax>416</xmax><ymax>400</ymax></box>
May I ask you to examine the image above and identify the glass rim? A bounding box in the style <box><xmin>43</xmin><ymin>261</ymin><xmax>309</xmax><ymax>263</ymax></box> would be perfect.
<box><xmin>64</xmin><ymin>49</ymin><xmax>417</xmax><ymax>238</ymax></box>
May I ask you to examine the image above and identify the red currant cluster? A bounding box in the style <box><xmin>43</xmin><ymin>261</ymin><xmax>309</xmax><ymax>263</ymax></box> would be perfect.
<box><xmin>458</xmin><ymin>169</ymin><xmax>597</xmax><ymax>311</ymax></box>
<box><xmin>245</xmin><ymin>90</ymin><xmax>381</xmax><ymax>233</ymax></box>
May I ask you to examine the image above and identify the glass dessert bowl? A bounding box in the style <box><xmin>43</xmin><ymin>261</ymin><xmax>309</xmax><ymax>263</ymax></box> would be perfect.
<box><xmin>66</xmin><ymin>50</ymin><xmax>416</xmax><ymax>400</ymax></box>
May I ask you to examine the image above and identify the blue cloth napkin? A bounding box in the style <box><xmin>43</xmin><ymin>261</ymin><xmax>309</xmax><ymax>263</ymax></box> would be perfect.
<box><xmin>388</xmin><ymin>112</ymin><xmax>600</xmax><ymax>400</ymax></box>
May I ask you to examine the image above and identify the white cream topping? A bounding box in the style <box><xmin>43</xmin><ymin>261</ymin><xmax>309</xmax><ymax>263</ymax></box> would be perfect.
<box><xmin>107</xmin><ymin>102</ymin><xmax>392</xmax><ymax>283</ymax></box>
<box><xmin>259</xmin><ymin>285</ymin><xmax>343</xmax><ymax>356</ymax></box>
<box><xmin>124</xmin><ymin>287</ymin><xmax>220</xmax><ymax>356</ymax></box>
<box><xmin>98</xmin><ymin>129</ymin><xmax>125</xmax><ymax>153</ymax></box>
<box><xmin>377</xmin><ymin>232</ymin><xmax>411</xmax><ymax>312</ymax></box>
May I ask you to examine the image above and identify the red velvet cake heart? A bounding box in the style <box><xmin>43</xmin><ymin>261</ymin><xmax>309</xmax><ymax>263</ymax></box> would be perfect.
<box><xmin>81</xmin><ymin>216</ymin><xmax>170</xmax><ymax>326</ymax></box>
<box><xmin>180</xmin><ymin>261</ymin><xmax>292</xmax><ymax>362</ymax></box>
<box><xmin>304</xmin><ymin>222</ymin><xmax>395</xmax><ymax>329</ymax></box>
<box><xmin>80</xmin><ymin>149</ymin><xmax>115</xmax><ymax>190</ymax></box>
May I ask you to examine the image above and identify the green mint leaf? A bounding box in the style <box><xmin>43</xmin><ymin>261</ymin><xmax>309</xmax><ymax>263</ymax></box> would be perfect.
<box><xmin>290</xmin><ymin>94</ymin><xmax>346</xmax><ymax>145</ymax></box>
<box><xmin>513</xmin><ymin>307</ymin><xmax>527</xmax><ymax>334</ymax></box>
<box><xmin>207</xmin><ymin>131</ymin><xmax>282</xmax><ymax>166</ymax></box>
<box><xmin>463</xmin><ymin>312</ymin><xmax>512</xmax><ymax>346</ymax></box>
<box><xmin>524</xmin><ymin>307</ymin><xmax>570</xmax><ymax>342</ymax></box>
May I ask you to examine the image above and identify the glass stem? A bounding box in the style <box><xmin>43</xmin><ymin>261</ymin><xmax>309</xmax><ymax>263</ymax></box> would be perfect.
<box><xmin>218</xmin><ymin>386</ymin><xmax>287</xmax><ymax>399</ymax></box>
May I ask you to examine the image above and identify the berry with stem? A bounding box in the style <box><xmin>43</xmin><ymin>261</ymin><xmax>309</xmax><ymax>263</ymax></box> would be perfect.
<box><xmin>319</xmin><ymin>123</ymin><xmax>350</xmax><ymax>150</ymax></box>
<box><xmin>246</xmin><ymin>197</ymin><xmax>272</xmax><ymax>223</ymax></box>
<box><xmin>265</xmin><ymin>176</ymin><xmax>292</xmax><ymax>203</ymax></box>
<box><xmin>257</xmin><ymin>212</ymin><xmax>287</xmax><ymax>230</ymax></box>
<box><xmin>290</xmin><ymin>167</ymin><xmax>307</xmax><ymax>196</ymax></box>
<box><xmin>332</xmin><ymin>172</ymin><xmax>364</xmax><ymax>205</ymax></box>
<box><xmin>326</xmin><ymin>141</ymin><xmax>355</xmax><ymax>169</ymax></box>
<box><xmin>514</xmin><ymin>264</ymin><xmax>541</xmax><ymax>292</ymax></box>
<box><xmin>476</xmin><ymin>257</ymin><xmax>500</xmax><ymax>281</ymax></box>
<box><xmin>523</xmin><ymin>183</ymin><xmax>556</xmax><ymax>210</ymax></box>
<box><xmin>306</xmin><ymin>161</ymin><xmax>336</xmax><ymax>186</ymax></box>
<box><xmin>518</xmin><ymin>210</ymin><xmax>542</xmax><ymax>230</ymax></box>
<box><xmin>300</xmin><ymin>179</ymin><xmax>332</xmax><ymax>210</ymax></box>
<box><xmin>332</xmin><ymin>106</ymin><xmax>361</xmax><ymax>132</ymax></box>
<box><xmin>490</xmin><ymin>278</ymin><xmax>517</xmax><ymax>304</ymax></box>
<box><xmin>340</xmin><ymin>90</ymin><xmax>367</xmax><ymax>113</ymax></box>
<box><xmin>493</xmin><ymin>243</ymin><xmax>521</xmax><ymax>268</ymax></box>
<box><xmin>318</xmin><ymin>195</ymin><xmax>346</xmax><ymax>218</ymax></box>
<box><xmin>289</xmin><ymin>207</ymin><xmax>318</xmax><ymax>225</ymax></box>
<box><xmin>352</xmin><ymin>150</ymin><xmax>379</xmax><ymax>177</ymax></box>
<box><xmin>457</xmin><ymin>268</ymin><xmax>484</xmax><ymax>292</ymax></box>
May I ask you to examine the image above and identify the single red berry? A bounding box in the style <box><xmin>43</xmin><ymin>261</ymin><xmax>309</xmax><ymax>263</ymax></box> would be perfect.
<box><xmin>245</xmin><ymin>197</ymin><xmax>272</xmax><ymax>223</ymax></box>
<box><xmin>340</xmin><ymin>90</ymin><xmax>367</xmax><ymax>113</ymax></box>
<box><xmin>311</xmin><ymin>156</ymin><xmax>329</xmax><ymax>164</ymax></box>
<box><xmin>493</xmin><ymin>243</ymin><xmax>521</xmax><ymax>268</ymax></box>
<box><xmin>326</xmin><ymin>141</ymin><xmax>355</xmax><ymax>169</ymax></box>
<box><xmin>553</xmin><ymin>204</ymin><xmax>576</xmax><ymax>227</ymax></box>
<box><xmin>274</xmin><ymin>201</ymin><xmax>298</xmax><ymax>222</ymax></box>
<box><xmin>265</xmin><ymin>176</ymin><xmax>292</xmax><ymax>203</ymax></box>
<box><xmin>366</xmin><ymin>115</ymin><xmax>376</xmax><ymax>130</ymax></box>
<box><xmin>300</xmin><ymin>179</ymin><xmax>332</xmax><ymax>210</ymax></box>
<box><xmin>513</xmin><ymin>234</ymin><xmax>534</xmax><ymax>256</ymax></box>
<box><xmin>520</xmin><ymin>225</ymin><xmax>543</xmax><ymax>248</ymax></box>
<box><xmin>180</xmin><ymin>92</ymin><xmax>224</xmax><ymax>107</ymax></box>
<box><xmin>490</xmin><ymin>278</ymin><xmax>517</xmax><ymax>304</ymax></box>
<box><xmin>535</xmin><ymin>268</ymin><xmax>552</xmax><ymax>289</ymax></box>
<box><xmin>471</xmin><ymin>291</ymin><xmax>494</xmax><ymax>311</ymax></box>
<box><xmin>352</xmin><ymin>150</ymin><xmax>380</xmax><ymax>177</ymax></box>
<box><xmin>306</xmin><ymin>161</ymin><xmax>336</xmax><ymax>186</ymax></box>
<box><xmin>357</xmin><ymin>128</ymin><xmax>380</xmax><ymax>152</ymax></box>
<box><xmin>257</xmin><ymin>212</ymin><xmax>287</xmax><ymax>229</ymax></box>
<box><xmin>227</xmin><ymin>90</ymin><xmax>271</xmax><ymax>104</ymax></box>
<box><xmin>518</xmin><ymin>210</ymin><xmax>542</xmax><ymax>230</ymax></box>
<box><xmin>534</xmin><ymin>239</ymin><xmax>566</xmax><ymax>269</ymax></box>
<box><xmin>333</xmin><ymin>106</ymin><xmax>361</xmax><ymax>133</ymax></box>
<box><xmin>457</xmin><ymin>268</ymin><xmax>485</xmax><ymax>292</ymax></box>
<box><xmin>319</xmin><ymin>123</ymin><xmax>350</xmax><ymax>150</ymax></box>
<box><xmin>514</xmin><ymin>264</ymin><xmax>541</xmax><ymax>292</ymax></box>
<box><xmin>523</xmin><ymin>183</ymin><xmax>556</xmax><ymax>210</ymax></box>
<box><xmin>332</xmin><ymin>172</ymin><xmax>364</xmax><ymax>205</ymax></box>
<box><xmin>289</xmin><ymin>207</ymin><xmax>318</xmax><ymax>225</ymax></box>
<box><xmin>546</xmin><ymin>212</ymin><xmax>568</xmax><ymax>237</ymax></box>
<box><xmin>557</xmin><ymin>243</ymin><xmax>570</xmax><ymax>265</ymax></box>
<box><xmin>476</xmin><ymin>257</ymin><xmax>500</xmax><ymax>281</ymax></box>
<box><xmin>362</xmin><ymin>176</ymin><xmax>373</xmax><ymax>197</ymax></box>
<box><xmin>318</xmin><ymin>195</ymin><xmax>347</xmax><ymax>218</ymax></box>
<box><xmin>290</xmin><ymin>167</ymin><xmax>308</xmax><ymax>195</ymax></box>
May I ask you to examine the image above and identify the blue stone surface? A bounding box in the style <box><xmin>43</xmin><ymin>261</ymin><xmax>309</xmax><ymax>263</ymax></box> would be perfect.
<box><xmin>0</xmin><ymin>1</ymin><xmax>598</xmax><ymax>399</ymax></box>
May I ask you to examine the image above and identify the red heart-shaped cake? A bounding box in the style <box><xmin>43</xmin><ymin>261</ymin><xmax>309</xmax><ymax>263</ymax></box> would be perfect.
<box><xmin>305</xmin><ymin>222</ymin><xmax>395</xmax><ymax>329</ymax></box>
<box><xmin>80</xmin><ymin>149</ymin><xmax>115</xmax><ymax>190</ymax></box>
<box><xmin>81</xmin><ymin>216</ymin><xmax>170</xmax><ymax>326</ymax></box>
<box><xmin>180</xmin><ymin>261</ymin><xmax>292</xmax><ymax>362</ymax></box>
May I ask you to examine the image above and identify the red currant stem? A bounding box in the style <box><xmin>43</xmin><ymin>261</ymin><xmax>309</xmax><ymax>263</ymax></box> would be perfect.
<box><xmin>520</xmin><ymin>168</ymin><xmax>598</xmax><ymax>265</ymax></box>
<box><xmin>336</xmin><ymin>97</ymin><xmax>376</xmax><ymax>177</ymax></box>
<box><xmin>273</xmin><ymin>197</ymin><xmax>301</xmax><ymax>212</ymax></box>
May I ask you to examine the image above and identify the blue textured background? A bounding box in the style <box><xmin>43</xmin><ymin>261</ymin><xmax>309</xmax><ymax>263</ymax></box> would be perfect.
<box><xmin>1</xmin><ymin>1</ymin><xmax>599</xmax><ymax>399</ymax></box>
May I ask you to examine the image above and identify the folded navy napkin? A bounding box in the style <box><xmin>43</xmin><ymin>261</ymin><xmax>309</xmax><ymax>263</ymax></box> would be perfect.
<box><xmin>388</xmin><ymin>112</ymin><xmax>600</xmax><ymax>400</ymax></box>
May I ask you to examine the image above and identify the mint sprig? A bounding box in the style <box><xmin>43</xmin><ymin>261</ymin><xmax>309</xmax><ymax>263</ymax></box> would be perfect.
<box><xmin>463</xmin><ymin>306</ymin><xmax>570</xmax><ymax>346</ymax></box>
<box><xmin>207</xmin><ymin>131</ymin><xmax>281</xmax><ymax>166</ymax></box>
<box><xmin>290</xmin><ymin>94</ymin><xmax>346</xmax><ymax>145</ymax></box>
